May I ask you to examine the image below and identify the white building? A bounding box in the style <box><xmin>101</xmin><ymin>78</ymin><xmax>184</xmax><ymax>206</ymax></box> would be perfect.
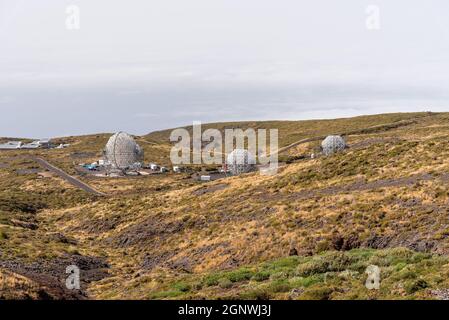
<box><xmin>22</xmin><ymin>139</ymin><xmax>52</xmax><ymax>149</ymax></box>
<box><xmin>21</xmin><ymin>141</ymin><xmax>41</xmax><ymax>149</ymax></box>
<box><xmin>173</xmin><ymin>166</ymin><xmax>181</xmax><ymax>173</ymax></box>
<box><xmin>0</xmin><ymin>141</ymin><xmax>22</xmax><ymax>150</ymax></box>
<box><xmin>55</xmin><ymin>143</ymin><xmax>71</xmax><ymax>149</ymax></box>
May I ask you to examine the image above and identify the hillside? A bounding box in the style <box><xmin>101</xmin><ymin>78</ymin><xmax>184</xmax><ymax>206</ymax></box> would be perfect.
<box><xmin>1</xmin><ymin>111</ymin><xmax>449</xmax><ymax>300</ymax></box>
<box><xmin>145</xmin><ymin>112</ymin><xmax>427</xmax><ymax>149</ymax></box>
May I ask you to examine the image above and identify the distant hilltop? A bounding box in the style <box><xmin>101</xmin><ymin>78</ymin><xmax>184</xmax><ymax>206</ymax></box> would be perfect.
<box><xmin>0</xmin><ymin>139</ymin><xmax>70</xmax><ymax>150</ymax></box>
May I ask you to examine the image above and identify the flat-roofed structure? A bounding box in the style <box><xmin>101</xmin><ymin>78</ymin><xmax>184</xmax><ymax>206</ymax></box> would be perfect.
<box><xmin>0</xmin><ymin>141</ymin><xmax>22</xmax><ymax>150</ymax></box>
<box><xmin>0</xmin><ymin>139</ymin><xmax>53</xmax><ymax>150</ymax></box>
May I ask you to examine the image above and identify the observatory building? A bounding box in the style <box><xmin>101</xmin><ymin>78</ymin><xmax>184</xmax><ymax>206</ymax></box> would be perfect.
<box><xmin>225</xmin><ymin>149</ymin><xmax>256</xmax><ymax>175</ymax></box>
<box><xmin>321</xmin><ymin>135</ymin><xmax>346</xmax><ymax>156</ymax></box>
<box><xmin>103</xmin><ymin>132</ymin><xmax>144</xmax><ymax>174</ymax></box>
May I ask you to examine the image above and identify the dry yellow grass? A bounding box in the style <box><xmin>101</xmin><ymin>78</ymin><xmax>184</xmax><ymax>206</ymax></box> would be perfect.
<box><xmin>2</xmin><ymin>112</ymin><xmax>449</xmax><ymax>299</ymax></box>
<box><xmin>0</xmin><ymin>268</ymin><xmax>44</xmax><ymax>299</ymax></box>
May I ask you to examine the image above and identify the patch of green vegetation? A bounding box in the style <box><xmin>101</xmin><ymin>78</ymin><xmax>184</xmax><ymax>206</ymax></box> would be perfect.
<box><xmin>144</xmin><ymin>248</ymin><xmax>449</xmax><ymax>300</ymax></box>
<box><xmin>289</xmin><ymin>275</ymin><xmax>323</xmax><ymax>288</ymax></box>
<box><xmin>171</xmin><ymin>281</ymin><xmax>192</xmax><ymax>292</ymax></box>
<box><xmin>226</xmin><ymin>268</ymin><xmax>254</xmax><ymax>283</ymax></box>
<box><xmin>296</xmin><ymin>251</ymin><xmax>359</xmax><ymax>276</ymax></box>
<box><xmin>239</xmin><ymin>288</ymin><xmax>273</xmax><ymax>300</ymax></box>
<box><xmin>266</xmin><ymin>279</ymin><xmax>291</xmax><ymax>293</ymax></box>
<box><xmin>299</xmin><ymin>285</ymin><xmax>336</xmax><ymax>300</ymax></box>
<box><xmin>203</xmin><ymin>273</ymin><xmax>222</xmax><ymax>287</ymax></box>
<box><xmin>252</xmin><ymin>271</ymin><xmax>271</xmax><ymax>282</ymax></box>
<box><xmin>404</xmin><ymin>279</ymin><xmax>429</xmax><ymax>294</ymax></box>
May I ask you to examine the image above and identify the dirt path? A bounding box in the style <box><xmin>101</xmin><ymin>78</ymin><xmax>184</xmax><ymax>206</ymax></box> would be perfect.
<box><xmin>31</xmin><ymin>157</ymin><xmax>106</xmax><ymax>196</ymax></box>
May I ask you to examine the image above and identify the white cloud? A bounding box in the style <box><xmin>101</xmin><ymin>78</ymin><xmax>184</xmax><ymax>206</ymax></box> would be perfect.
<box><xmin>0</xmin><ymin>0</ymin><xmax>448</xmax><ymax>137</ymax></box>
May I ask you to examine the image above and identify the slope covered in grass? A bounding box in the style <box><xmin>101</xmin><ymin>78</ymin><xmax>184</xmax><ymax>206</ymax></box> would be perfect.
<box><xmin>2</xmin><ymin>112</ymin><xmax>449</xmax><ymax>299</ymax></box>
<box><xmin>135</xmin><ymin>248</ymin><xmax>449</xmax><ymax>300</ymax></box>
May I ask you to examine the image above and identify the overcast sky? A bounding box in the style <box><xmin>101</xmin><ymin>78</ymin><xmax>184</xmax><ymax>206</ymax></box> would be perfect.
<box><xmin>1</xmin><ymin>0</ymin><xmax>448</xmax><ymax>138</ymax></box>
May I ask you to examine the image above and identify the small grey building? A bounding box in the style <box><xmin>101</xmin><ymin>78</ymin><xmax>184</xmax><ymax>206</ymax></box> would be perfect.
<box><xmin>0</xmin><ymin>141</ymin><xmax>23</xmax><ymax>150</ymax></box>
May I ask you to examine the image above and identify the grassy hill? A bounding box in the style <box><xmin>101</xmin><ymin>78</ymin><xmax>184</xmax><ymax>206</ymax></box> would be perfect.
<box><xmin>2</xmin><ymin>111</ymin><xmax>449</xmax><ymax>300</ymax></box>
<box><xmin>144</xmin><ymin>112</ymin><xmax>428</xmax><ymax>146</ymax></box>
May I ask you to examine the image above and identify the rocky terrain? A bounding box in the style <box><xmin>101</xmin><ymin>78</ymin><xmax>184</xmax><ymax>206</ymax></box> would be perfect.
<box><xmin>1</xmin><ymin>112</ymin><xmax>449</xmax><ymax>300</ymax></box>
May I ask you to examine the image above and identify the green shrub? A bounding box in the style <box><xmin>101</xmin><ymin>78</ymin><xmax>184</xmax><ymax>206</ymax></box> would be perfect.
<box><xmin>269</xmin><ymin>271</ymin><xmax>289</xmax><ymax>281</ymax></box>
<box><xmin>239</xmin><ymin>288</ymin><xmax>272</xmax><ymax>300</ymax></box>
<box><xmin>394</xmin><ymin>262</ymin><xmax>407</xmax><ymax>271</ymax></box>
<box><xmin>325</xmin><ymin>252</ymin><xmax>355</xmax><ymax>271</ymax></box>
<box><xmin>171</xmin><ymin>282</ymin><xmax>191</xmax><ymax>292</ymax></box>
<box><xmin>296</xmin><ymin>252</ymin><xmax>355</xmax><ymax>277</ymax></box>
<box><xmin>368</xmin><ymin>247</ymin><xmax>416</xmax><ymax>266</ymax></box>
<box><xmin>392</xmin><ymin>267</ymin><xmax>417</xmax><ymax>281</ymax></box>
<box><xmin>267</xmin><ymin>256</ymin><xmax>301</xmax><ymax>269</ymax></box>
<box><xmin>404</xmin><ymin>279</ymin><xmax>428</xmax><ymax>294</ymax></box>
<box><xmin>218</xmin><ymin>278</ymin><xmax>233</xmax><ymax>289</ymax></box>
<box><xmin>289</xmin><ymin>275</ymin><xmax>322</xmax><ymax>288</ymax></box>
<box><xmin>227</xmin><ymin>268</ymin><xmax>254</xmax><ymax>283</ymax></box>
<box><xmin>252</xmin><ymin>271</ymin><xmax>271</xmax><ymax>282</ymax></box>
<box><xmin>203</xmin><ymin>273</ymin><xmax>222</xmax><ymax>287</ymax></box>
<box><xmin>296</xmin><ymin>260</ymin><xmax>328</xmax><ymax>277</ymax></box>
<box><xmin>268</xmin><ymin>279</ymin><xmax>291</xmax><ymax>293</ymax></box>
<box><xmin>300</xmin><ymin>286</ymin><xmax>335</xmax><ymax>300</ymax></box>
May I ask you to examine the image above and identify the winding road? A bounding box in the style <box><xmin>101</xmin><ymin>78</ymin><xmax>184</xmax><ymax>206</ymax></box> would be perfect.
<box><xmin>31</xmin><ymin>157</ymin><xmax>106</xmax><ymax>196</ymax></box>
